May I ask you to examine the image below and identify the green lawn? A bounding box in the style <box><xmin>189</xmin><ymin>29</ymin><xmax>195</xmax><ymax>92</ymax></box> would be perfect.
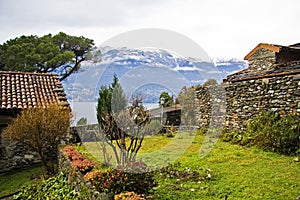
<box><xmin>2</xmin><ymin>132</ymin><xmax>299</xmax><ymax>200</ymax></box>
<box><xmin>0</xmin><ymin>166</ymin><xmax>44</xmax><ymax>198</ymax></box>
<box><xmin>84</xmin><ymin>132</ymin><xmax>300</xmax><ymax>200</ymax></box>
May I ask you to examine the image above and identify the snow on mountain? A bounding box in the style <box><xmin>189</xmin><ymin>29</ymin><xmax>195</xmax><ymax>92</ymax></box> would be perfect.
<box><xmin>63</xmin><ymin>47</ymin><xmax>248</xmax><ymax>103</ymax></box>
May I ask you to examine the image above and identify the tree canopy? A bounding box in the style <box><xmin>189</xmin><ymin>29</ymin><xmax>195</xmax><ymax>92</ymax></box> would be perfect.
<box><xmin>159</xmin><ymin>91</ymin><xmax>174</xmax><ymax>107</ymax></box>
<box><xmin>0</xmin><ymin>32</ymin><xmax>99</xmax><ymax>81</ymax></box>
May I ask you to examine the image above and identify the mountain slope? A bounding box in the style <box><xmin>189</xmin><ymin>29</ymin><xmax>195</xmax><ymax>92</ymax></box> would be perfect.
<box><xmin>63</xmin><ymin>47</ymin><xmax>248</xmax><ymax>103</ymax></box>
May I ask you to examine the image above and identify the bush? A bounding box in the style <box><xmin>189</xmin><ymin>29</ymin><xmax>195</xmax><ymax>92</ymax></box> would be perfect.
<box><xmin>220</xmin><ymin>130</ymin><xmax>251</xmax><ymax>145</ymax></box>
<box><xmin>3</xmin><ymin>105</ymin><xmax>71</xmax><ymax>173</ymax></box>
<box><xmin>70</xmin><ymin>159</ymin><xmax>95</xmax><ymax>173</ymax></box>
<box><xmin>84</xmin><ymin>159</ymin><xmax>156</xmax><ymax>195</ymax></box>
<box><xmin>246</xmin><ymin>111</ymin><xmax>300</xmax><ymax>155</ymax></box>
<box><xmin>63</xmin><ymin>145</ymin><xmax>95</xmax><ymax>173</ymax></box>
<box><xmin>13</xmin><ymin>172</ymin><xmax>80</xmax><ymax>200</ymax></box>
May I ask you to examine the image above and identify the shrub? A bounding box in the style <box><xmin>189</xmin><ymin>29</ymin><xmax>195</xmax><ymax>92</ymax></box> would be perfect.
<box><xmin>70</xmin><ymin>159</ymin><xmax>95</xmax><ymax>173</ymax></box>
<box><xmin>64</xmin><ymin>149</ymin><xmax>86</xmax><ymax>161</ymax></box>
<box><xmin>246</xmin><ymin>111</ymin><xmax>300</xmax><ymax>155</ymax></box>
<box><xmin>63</xmin><ymin>145</ymin><xmax>95</xmax><ymax>173</ymax></box>
<box><xmin>63</xmin><ymin>145</ymin><xmax>75</xmax><ymax>153</ymax></box>
<box><xmin>3</xmin><ymin>105</ymin><xmax>71</xmax><ymax>173</ymax></box>
<box><xmin>84</xmin><ymin>160</ymin><xmax>156</xmax><ymax>195</ymax></box>
<box><xmin>13</xmin><ymin>172</ymin><xmax>80</xmax><ymax>200</ymax></box>
<box><xmin>220</xmin><ymin>130</ymin><xmax>251</xmax><ymax>145</ymax></box>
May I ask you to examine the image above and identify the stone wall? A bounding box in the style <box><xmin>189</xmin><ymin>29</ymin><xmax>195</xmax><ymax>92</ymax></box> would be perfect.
<box><xmin>194</xmin><ymin>84</ymin><xmax>226</xmax><ymax>129</ymax></box>
<box><xmin>0</xmin><ymin>141</ymin><xmax>42</xmax><ymax>173</ymax></box>
<box><xmin>71</xmin><ymin>124</ymin><xmax>100</xmax><ymax>143</ymax></box>
<box><xmin>248</xmin><ymin>48</ymin><xmax>276</xmax><ymax>71</ymax></box>
<box><xmin>194</xmin><ymin>57</ymin><xmax>300</xmax><ymax>133</ymax></box>
<box><xmin>0</xmin><ymin>136</ymin><xmax>71</xmax><ymax>173</ymax></box>
<box><xmin>224</xmin><ymin>73</ymin><xmax>300</xmax><ymax>132</ymax></box>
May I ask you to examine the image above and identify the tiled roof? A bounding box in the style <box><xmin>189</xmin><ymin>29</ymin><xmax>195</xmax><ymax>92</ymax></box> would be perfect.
<box><xmin>0</xmin><ymin>71</ymin><xmax>69</xmax><ymax>109</ymax></box>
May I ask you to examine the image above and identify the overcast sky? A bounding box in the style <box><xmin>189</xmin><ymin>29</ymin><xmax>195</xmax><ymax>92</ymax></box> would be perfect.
<box><xmin>0</xmin><ymin>0</ymin><xmax>299</xmax><ymax>59</ymax></box>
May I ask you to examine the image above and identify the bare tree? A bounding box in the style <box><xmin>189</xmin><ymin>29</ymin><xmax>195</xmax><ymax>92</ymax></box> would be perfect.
<box><xmin>97</xmin><ymin>75</ymin><xmax>150</xmax><ymax>166</ymax></box>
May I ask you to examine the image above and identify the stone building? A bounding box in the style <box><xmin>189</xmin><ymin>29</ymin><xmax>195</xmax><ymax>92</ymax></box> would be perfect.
<box><xmin>223</xmin><ymin>43</ymin><xmax>300</xmax><ymax>132</ymax></box>
<box><xmin>0</xmin><ymin>71</ymin><xmax>70</xmax><ymax>172</ymax></box>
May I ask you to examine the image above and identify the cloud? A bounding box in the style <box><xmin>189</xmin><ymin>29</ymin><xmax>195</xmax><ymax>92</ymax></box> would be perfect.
<box><xmin>0</xmin><ymin>0</ymin><xmax>159</xmax><ymax>28</ymax></box>
<box><xmin>1</xmin><ymin>0</ymin><xmax>300</xmax><ymax>59</ymax></box>
<box><xmin>0</xmin><ymin>0</ymin><xmax>169</xmax><ymax>42</ymax></box>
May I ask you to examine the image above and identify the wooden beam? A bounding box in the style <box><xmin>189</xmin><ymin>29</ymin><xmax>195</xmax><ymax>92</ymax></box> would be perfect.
<box><xmin>244</xmin><ymin>43</ymin><xmax>281</xmax><ymax>60</ymax></box>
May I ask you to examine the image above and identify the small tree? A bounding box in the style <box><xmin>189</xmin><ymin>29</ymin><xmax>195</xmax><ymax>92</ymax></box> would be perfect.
<box><xmin>3</xmin><ymin>105</ymin><xmax>71</xmax><ymax>173</ymax></box>
<box><xmin>76</xmin><ymin>117</ymin><xmax>87</xmax><ymax>126</ymax></box>
<box><xmin>97</xmin><ymin>75</ymin><xmax>150</xmax><ymax>165</ymax></box>
<box><xmin>159</xmin><ymin>91</ymin><xmax>174</xmax><ymax>107</ymax></box>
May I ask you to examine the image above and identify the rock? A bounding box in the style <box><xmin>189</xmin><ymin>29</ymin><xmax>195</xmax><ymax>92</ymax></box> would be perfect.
<box><xmin>24</xmin><ymin>154</ymin><xmax>34</xmax><ymax>159</ymax></box>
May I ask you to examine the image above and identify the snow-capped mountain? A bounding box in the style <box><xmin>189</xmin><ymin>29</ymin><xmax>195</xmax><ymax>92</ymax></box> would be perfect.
<box><xmin>63</xmin><ymin>47</ymin><xmax>248</xmax><ymax>103</ymax></box>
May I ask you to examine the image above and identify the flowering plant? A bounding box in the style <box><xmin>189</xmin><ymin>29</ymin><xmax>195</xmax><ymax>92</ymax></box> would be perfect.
<box><xmin>84</xmin><ymin>159</ymin><xmax>156</xmax><ymax>195</ymax></box>
<box><xmin>70</xmin><ymin>159</ymin><xmax>95</xmax><ymax>173</ymax></box>
<box><xmin>63</xmin><ymin>145</ymin><xmax>96</xmax><ymax>173</ymax></box>
<box><xmin>114</xmin><ymin>191</ymin><xmax>145</xmax><ymax>200</ymax></box>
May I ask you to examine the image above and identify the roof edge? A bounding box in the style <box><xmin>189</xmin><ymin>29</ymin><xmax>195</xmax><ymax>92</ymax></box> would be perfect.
<box><xmin>244</xmin><ymin>43</ymin><xmax>281</xmax><ymax>60</ymax></box>
<box><xmin>0</xmin><ymin>71</ymin><xmax>59</xmax><ymax>77</ymax></box>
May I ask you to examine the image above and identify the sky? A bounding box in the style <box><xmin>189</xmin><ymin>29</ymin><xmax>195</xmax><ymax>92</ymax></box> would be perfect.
<box><xmin>0</xmin><ymin>0</ymin><xmax>299</xmax><ymax>59</ymax></box>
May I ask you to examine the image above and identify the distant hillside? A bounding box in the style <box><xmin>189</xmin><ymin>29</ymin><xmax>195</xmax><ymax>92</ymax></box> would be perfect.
<box><xmin>62</xmin><ymin>46</ymin><xmax>248</xmax><ymax>103</ymax></box>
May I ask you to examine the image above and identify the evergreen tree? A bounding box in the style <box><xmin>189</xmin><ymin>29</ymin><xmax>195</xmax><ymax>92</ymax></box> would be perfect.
<box><xmin>159</xmin><ymin>91</ymin><xmax>174</xmax><ymax>107</ymax></box>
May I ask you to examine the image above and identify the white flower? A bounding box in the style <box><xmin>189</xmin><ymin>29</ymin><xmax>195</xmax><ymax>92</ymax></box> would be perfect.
<box><xmin>191</xmin><ymin>188</ymin><xmax>195</xmax><ymax>192</ymax></box>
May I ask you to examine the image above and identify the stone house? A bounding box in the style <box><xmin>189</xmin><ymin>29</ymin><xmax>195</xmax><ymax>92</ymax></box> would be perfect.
<box><xmin>223</xmin><ymin>43</ymin><xmax>300</xmax><ymax>132</ymax></box>
<box><xmin>0</xmin><ymin>71</ymin><xmax>70</xmax><ymax>172</ymax></box>
<box><xmin>149</xmin><ymin>104</ymin><xmax>181</xmax><ymax>129</ymax></box>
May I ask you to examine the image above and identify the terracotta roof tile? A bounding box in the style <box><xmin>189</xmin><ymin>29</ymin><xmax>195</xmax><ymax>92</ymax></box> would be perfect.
<box><xmin>0</xmin><ymin>71</ymin><xmax>69</xmax><ymax>109</ymax></box>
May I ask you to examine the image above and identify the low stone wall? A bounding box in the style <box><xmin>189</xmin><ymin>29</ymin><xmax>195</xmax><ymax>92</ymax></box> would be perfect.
<box><xmin>58</xmin><ymin>148</ymin><xmax>113</xmax><ymax>200</ymax></box>
<box><xmin>0</xmin><ymin>136</ymin><xmax>70</xmax><ymax>173</ymax></box>
<box><xmin>224</xmin><ymin>73</ymin><xmax>300</xmax><ymax>132</ymax></box>
<box><xmin>0</xmin><ymin>141</ymin><xmax>42</xmax><ymax>173</ymax></box>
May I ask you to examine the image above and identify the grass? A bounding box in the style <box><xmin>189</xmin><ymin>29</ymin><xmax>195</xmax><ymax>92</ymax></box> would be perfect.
<box><xmin>2</xmin><ymin>132</ymin><xmax>299</xmax><ymax>199</ymax></box>
<box><xmin>0</xmin><ymin>166</ymin><xmax>44</xmax><ymax>198</ymax></box>
<box><xmin>84</xmin><ymin>131</ymin><xmax>300</xmax><ymax>199</ymax></box>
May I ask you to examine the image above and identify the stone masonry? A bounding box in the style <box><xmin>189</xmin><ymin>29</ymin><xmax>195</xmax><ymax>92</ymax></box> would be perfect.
<box><xmin>223</xmin><ymin>43</ymin><xmax>300</xmax><ymax>133</ymax></box>
<box><xmin>224</xmin><ymin>71</ymin><xmax>300</xmax><ymax>132</ymax></box>
<box><xmin>195</xmin><ymin>43</ymin><xmax>300</xmax><ymax>133</ymax></box>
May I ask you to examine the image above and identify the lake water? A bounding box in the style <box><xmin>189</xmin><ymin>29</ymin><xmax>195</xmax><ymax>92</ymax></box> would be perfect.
<box><xmin>70</xmin><ymin>101</ymin><xmax>159</xmax><ymax>125</ymax></box>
